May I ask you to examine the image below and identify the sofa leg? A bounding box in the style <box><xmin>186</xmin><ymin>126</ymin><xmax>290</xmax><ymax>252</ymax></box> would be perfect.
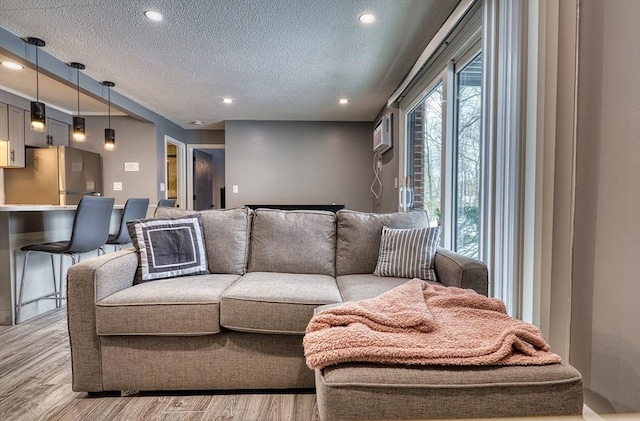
<box><xmin>120</xmin><ymin>390</ymin><xmax>140</xmax><ymax>397</ymax></box>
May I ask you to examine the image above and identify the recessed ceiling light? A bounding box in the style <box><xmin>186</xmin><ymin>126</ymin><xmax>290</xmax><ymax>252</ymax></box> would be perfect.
<box><xmin>1</xmin><ymin>61</ymin><xmax>23</xmax><ymax>70</ymax></box>
<box><xmin>339</xmin><ymin>99</ymin><xmax>349</xmax><ymax>104</ymax></box>
<box><xmin>223</xmin><ymin>98</ymin><xmax>233</xmax><ymax>104</ymax></box>
<box><xmin>359</xmin><ymin>13</ymin><xmax>375</xmax><ymax>24</ymax></box>
<box><xmin>144</xmin><ymin>10</ymin><xmax>163</xmax><ymax>22</ymax></box>
<box><xmin>191</xmin><ymin>120</ymin><xmax>204</xmax><ymax>126</ymax></box>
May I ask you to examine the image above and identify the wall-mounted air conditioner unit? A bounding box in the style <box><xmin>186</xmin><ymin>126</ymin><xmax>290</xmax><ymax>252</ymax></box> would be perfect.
<box><xmin>373</xmin><ymin>113</ymin><xmax>392</xmax><ymax>154</ymax></box>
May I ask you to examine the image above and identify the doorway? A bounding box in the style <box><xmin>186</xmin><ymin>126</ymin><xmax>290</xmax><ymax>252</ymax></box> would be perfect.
<box><xmin>193</xmin><ymin>149</ymin><xmax>214</xmax><ymax>210</ymax></box>
<box><xmin>164</xmin><ymin>136</ymin><xmax>186</xmax><ymax>208</ymax></box>
<box><xmin>187</xmin><ymin>144</ymin><xmax>225</xmax><ymax>210</ymax></box>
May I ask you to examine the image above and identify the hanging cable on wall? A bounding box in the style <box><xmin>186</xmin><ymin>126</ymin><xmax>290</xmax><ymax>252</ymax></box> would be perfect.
<box><xmin>370</xmin><ymin>154</ymin><xmax>383</xmax><ymax>200</ymax></box>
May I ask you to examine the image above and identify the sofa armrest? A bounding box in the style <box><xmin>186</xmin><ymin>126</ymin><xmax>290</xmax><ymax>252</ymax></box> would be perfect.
<box><xmin>67</xmin><ymin>248</ymin><xmax>138</xmax><ymax>392</ymax></box>
<box><xmin>434</xmin><ymin>247</ymin><xmax>488</xmax><ymax>296</ymax></box>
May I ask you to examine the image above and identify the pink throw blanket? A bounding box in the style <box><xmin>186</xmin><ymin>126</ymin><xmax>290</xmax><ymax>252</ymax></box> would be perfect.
<box><xmin>304</xmin><ymin>279</ymin><xmax>561</xmax><ymax>369</ymax></box>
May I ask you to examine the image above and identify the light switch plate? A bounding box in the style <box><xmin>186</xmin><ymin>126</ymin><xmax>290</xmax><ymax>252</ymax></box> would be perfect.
<box><xmin>113</xmin><ymin>182</ymin><xmax>123</xmax><ymax>191</ymax></box>
<box><xmin>160</xmin><ymin>183</ymin><xmax>165</xmax><ymax>192</ymax></box>
<box><xmin>124</xmin><ymin>162</ymin><xmax>140</xmax><ymax>172</ymax></box>
<box><xmin>232</xmin><ymin>185</ymin><xmax>239</xmax><ymax>193</ymax></box>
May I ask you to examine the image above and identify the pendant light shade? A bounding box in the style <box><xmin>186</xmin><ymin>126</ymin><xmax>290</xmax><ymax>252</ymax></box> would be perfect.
<box><xmin>27</xmin><ymin>37</ymin><xmax>47</xmax><ymax>133</ymax></box>
<box><xmin>30</xmin><ymin>101</ymin><xmax>46</xmax><ymax>132</ymax></box>
<box><xmin>73</xmin><ymin>116</ymin><xmax>86</xmax><ymax>141</ymax></box>
<box><xmin>102</xmin><ymin>81</ymin><xmax>116</xmax><ymax>151</ymax></box>
<box><xmin>69</xmin><ymin>62</ymin><xmax>86</xmax><ymax>142</ymax></box>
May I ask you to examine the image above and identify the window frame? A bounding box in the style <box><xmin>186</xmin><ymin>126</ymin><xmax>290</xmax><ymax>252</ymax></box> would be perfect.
<box><xmin>401</xmin><ymin>40</ymin><xmax>482</xmax><ymax>253</ymax></box>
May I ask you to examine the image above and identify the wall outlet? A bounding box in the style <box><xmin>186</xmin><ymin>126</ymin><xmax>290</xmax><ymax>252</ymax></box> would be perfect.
<box><xmin>232</xmin><ymin>185</ymin><xmax>239</xmax><ymax>194</ymax></box>
<box><xmin>160</xmin><ymin>182</ymin><xmax>165</xmax><ymax>192</ymax></box>
<box><xmin>113</xmin><ymin>182</ymin><xmax>123</xmax><ymax>191</ymax></box>
<box><xmin>124</xmin><ymin>162</ymin><xmax>139</xmax><ymax>172</ymax></box>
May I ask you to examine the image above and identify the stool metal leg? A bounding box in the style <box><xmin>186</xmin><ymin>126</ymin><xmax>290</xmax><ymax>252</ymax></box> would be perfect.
<box><xmin>51</xmin><ymin>254</ymin><xmax>59</xmax><ymax>309</ymax></box>
<box><xmin>16</xmin><ymin>250</ymin><xmax>31</xmax><ymax>324</ymax></box>
<box><xmin>58</xmin><ymin>254</ymin><xmax>65</xmax><ymax>309</ymax></box>
<box><xmin>60</xmin><ymin>254</ymin><xmax>78</xmax><ymax>308</ymax></box>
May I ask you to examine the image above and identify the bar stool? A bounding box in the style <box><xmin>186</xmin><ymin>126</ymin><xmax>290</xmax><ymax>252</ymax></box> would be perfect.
<box><xmin>16</xmin><ymin>196</ymin><xmax>115</xmax><ymax>323</ymax></box>
<box><xmin>157</xmin><ymin>198</ymin><xmax>177</xmax><ymax>208</ymax></box>
<box><xmin>106</xmin><ymin>198</ymin><xmax>149</xmax><ymax>250</ymax></box>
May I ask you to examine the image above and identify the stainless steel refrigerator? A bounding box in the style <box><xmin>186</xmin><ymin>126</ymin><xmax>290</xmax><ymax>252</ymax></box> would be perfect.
<box><xmin>4</xmin><ymin>146</ymin><xmax>103</xmax><ymax>205</ymax></box>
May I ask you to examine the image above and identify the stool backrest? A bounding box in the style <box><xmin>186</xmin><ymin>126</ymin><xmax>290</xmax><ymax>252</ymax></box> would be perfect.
<box><xmin>158</xmin><ymin>199</ymin><xmax>176</xmax><ymax>208</ymax></box>
<box><xmin>67</xmin><ymin>196</ymin><xmax>115</xmax><ymax>253</ymax></box>
<box><xmin>110</xmin><ymin>198</ymin><xmax>150</xmax><ymax>244</ymax></box>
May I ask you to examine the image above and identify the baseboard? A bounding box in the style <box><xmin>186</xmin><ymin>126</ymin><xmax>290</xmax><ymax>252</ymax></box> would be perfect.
<box><xmin>583</xmin><ymin>405</ymin><xmax>605</xmax><ymax>421</ymax></box>
<box><xmin>0</xmin><ymin>309</ymin><xmax>12</xmax><ymax>325</ymax></box>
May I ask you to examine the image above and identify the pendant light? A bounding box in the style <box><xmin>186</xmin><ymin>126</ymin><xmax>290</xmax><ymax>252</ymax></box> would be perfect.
<box><xmin>102</xmin><ymin>81</ymin><xmax>116</xmax><ymax>151</ymax></box>
<box><xmin>69</xmin><ymin>62</ymin><xmax>86</xmax><ymax>142</ymax></box>
<box><xmin>27</xmin><ymin>37</ymin><xmax>46</xmax><ymax>132</ymax></box>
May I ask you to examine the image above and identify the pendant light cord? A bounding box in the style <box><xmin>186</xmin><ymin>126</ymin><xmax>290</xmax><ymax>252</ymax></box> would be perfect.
<box><xmin>108</xmin><ymin>86</ymin><xmax>111</xmax><ymax>127</ymax></box>
<box><xmin>35</xmin><ymin>45</ymin><xmax>39</xmax><ymax>101</ymax></box>
<box><xmin>77</xmin><ymin>68</ymin><xmax>80</xmax><ymax>114</ymax></box>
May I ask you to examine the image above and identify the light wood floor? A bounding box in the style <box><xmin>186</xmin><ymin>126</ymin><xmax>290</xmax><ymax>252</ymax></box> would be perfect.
<box><xmin>0</xmin><ymin>310</ymin><xmax>320</xmax><ymax>421</ymax></box>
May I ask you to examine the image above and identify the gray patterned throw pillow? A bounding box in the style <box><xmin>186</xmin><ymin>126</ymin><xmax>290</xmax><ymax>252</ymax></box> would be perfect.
<box><xmin>373</xmin><ymin>226</ymin><xmax>441</xmax><ymax>281</ymax></box>
<box><xmin>127</xmin><ymin>214</ymin><xmax>209</xmax><ymax>283</ymax></box>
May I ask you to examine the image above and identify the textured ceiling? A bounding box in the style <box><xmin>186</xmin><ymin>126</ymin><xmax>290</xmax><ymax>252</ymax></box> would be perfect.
<box><xmin>0</xmin><ymin>0</ymin><xmax>458</xmax><ymax>129</ymax></box>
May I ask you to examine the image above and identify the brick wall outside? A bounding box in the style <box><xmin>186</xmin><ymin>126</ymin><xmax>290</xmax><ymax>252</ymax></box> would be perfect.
<box><xmin>412</xmin><ymin>107</ymin><xmax>424</xmax><ymax>210</ymax></box>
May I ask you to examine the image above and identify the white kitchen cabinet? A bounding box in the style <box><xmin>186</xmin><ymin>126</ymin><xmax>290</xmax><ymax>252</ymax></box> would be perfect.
<box><xmin>0</xmin><ymin>103</ymin><xmax>8</xmax><ymax>141</ymax></box>
<box><xmin>0</xmin><ymin>104</ymin><xmax>26</xmax><ymax>168</ymax></box>
<box><xmin>47</xmin><ymin>118</ymin><xmax>69</xmax><ymax>146</ymax></box>
<box><xmin>24</xmin><ymin>113</ymin><xmax>69</xmax><ymax>147</ymax></box>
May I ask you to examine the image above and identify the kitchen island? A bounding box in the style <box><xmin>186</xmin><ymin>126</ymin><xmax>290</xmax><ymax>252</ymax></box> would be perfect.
<box><xmin>0</xmin><ymin>204</ymin><xmax>125</xmax><ymax>324</ymax></box>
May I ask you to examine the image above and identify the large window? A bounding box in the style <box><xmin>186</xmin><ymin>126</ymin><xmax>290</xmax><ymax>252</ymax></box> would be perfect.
<box><xmin>454</xmin><ymin>53</ymin><xmax>482</xmax><ymax>258</ymax></box>
<box><xmin>404</xmin><ymin>48</ymin><xmax>483</xmax><ymax>259</ymax></box>
<box><xmin>397</xmin><ymin>0</ymin><xmax>533</xmax><ymax>317</ymax></box>
<box><xmin>406</xmin><ymin>81</ymin><xmax>443</xmax><ymax>227</ymax></box>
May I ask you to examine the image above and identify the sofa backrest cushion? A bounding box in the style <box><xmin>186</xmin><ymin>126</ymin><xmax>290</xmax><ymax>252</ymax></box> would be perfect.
<box><xmin>248</xmin><ymin>209</ymin><xmax>336</xmax><ymax>276</ymax></box>
<box><xmin>336</xmin><ymin>210</ymin><xmax>430</xmax><ymax>276</ymax></box>
<box><xmin>154</xmin><ymin>207</ymin><xmax>251</xmax><ymax>275</ymax></box>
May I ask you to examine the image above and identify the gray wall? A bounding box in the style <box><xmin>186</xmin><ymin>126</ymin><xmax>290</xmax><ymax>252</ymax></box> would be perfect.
<box><xmin>186</xmin><ymin>130</ymin><xmax>225</xmax><ymax>144</ymax></box>
<box><xmin>372</xmin><ymin>107</ymin><xmax>400</xmax><ymax>214</ymax></box>
<box><xmin>570</xmin><ymin>0</ymin><xmax>640</xmax><ymax>413</ymax></box>
<box><xmin>80</xmin><ymin>116</ymin><xmax>157</xmax><ymax>207</ymax></box>
<box><xmin>225</xmin><ymin>121</ymin><xmax>373</xmax><ymax>211</ymax></box>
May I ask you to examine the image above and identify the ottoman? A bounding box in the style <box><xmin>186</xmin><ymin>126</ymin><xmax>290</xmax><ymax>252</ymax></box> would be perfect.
<box><xmin>315</xmin><ymin>361</ymin><xmax>583</xmax><ymax>420</ymax></box>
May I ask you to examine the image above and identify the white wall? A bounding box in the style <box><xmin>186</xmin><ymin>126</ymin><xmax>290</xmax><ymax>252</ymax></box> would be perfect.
<box><xmin>225</xmin><ymin>121</ymin><xmax>373</xmax><ymax>211</ymax></box>
<box><xmin>570</xmin><ymin>0</ymin><xmax>640</xmax><ymax>413</ymax></box>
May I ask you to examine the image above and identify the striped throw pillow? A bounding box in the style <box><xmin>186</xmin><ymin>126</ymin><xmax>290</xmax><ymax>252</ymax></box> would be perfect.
<box><xmin>373</xmin><ymin>226</ymin><xmax>441</xmax><ymax>281</ymax></box>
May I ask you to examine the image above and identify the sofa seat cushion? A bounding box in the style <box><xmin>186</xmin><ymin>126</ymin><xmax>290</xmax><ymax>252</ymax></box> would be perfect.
<box><xmin>96</xmin><ymin>274</ymin><xmax>240</xmax><ymax>336</ymax></box>
<box><xmin>220</xmin><ymin>272</ymin><xmax>343</xmax><ymax>335</ymax></box>
<box><xmin>316</xmin><ymin>361</ymin><xmax>583</xmax><ymax>420</ymax></box>
<box><xmin>337</xmin><ymin>274</ymin><xmax>439</xmax><ymax>302</ymax></box>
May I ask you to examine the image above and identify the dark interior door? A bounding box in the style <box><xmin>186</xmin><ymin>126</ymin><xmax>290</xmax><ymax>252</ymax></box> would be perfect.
<box><xmin>193</xmin><ymin>149</ymin><xmax>214</xmax><ymax>210</ymax></box>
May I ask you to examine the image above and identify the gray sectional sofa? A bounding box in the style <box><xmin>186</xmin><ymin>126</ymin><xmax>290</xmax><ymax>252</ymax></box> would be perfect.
<box><xmin>66</xmin><ymin>207</ymin><xmax>583</xmax><ymax>420</ymax></box>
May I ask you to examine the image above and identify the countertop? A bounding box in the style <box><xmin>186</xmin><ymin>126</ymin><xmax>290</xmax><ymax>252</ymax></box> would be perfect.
<box><xmin>0</xmin><ymin>204</ymin><xmax>125</xmax><ymax>211</ymax></box>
